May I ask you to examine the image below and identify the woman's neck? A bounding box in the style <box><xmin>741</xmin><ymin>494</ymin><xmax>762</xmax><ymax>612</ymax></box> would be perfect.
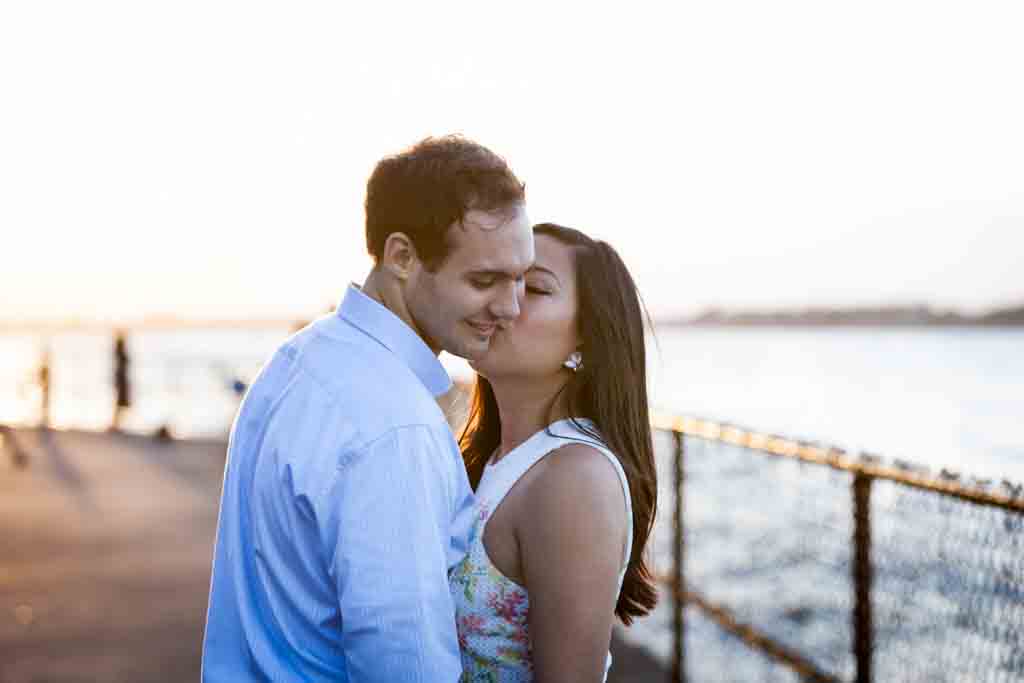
<box><xmin>490</xmin><ymin>374</ymin><xmax>572</xmax><ymax>464</ymax></box>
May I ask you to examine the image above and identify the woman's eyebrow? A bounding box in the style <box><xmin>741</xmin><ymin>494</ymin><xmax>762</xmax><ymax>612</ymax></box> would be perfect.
<box><xmin>527</xmin><ymin>265</ymin><xmax>561</xmax><ymax>285</ymax></box>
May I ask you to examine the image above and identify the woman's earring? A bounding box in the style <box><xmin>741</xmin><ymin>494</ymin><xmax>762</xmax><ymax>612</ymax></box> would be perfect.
<box><xmin>563</xmin><ymin>351</ymin><xmax>583</xmax><ymax>372</ymax></box>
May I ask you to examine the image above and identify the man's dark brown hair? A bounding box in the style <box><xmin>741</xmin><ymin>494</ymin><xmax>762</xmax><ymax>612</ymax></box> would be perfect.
<box><xmin>365</xmin><ymin>135</ymin><xmax>526</xmax><ymax>270</ymax></box>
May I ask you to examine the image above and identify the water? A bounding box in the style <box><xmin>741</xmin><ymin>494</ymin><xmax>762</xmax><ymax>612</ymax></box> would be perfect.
<box><xmin>2</xmin><ymin>325</ymin><xmax>1022</xmax><ymax>481</ymax></box>
<box><xmin>645</xmin><ymin>327</ymin><xmax>1024</xmax><ymax>482</ymax></box>
<box><xmin>0</xmin><ymin>328</ymin><xmax>287</xmax><ymax>438</ymax></box>
<box><xmin>4</xmin><ymin>325</ymin><xmax>1021</xmax><ymax>678</ymax></box>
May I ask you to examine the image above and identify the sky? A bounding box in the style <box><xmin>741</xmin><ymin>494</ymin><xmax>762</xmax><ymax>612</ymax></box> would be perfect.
<box><xmin>1</xmin><ymin>0</ymin><xmax>1022</xmax><ymax>324</ymax></box>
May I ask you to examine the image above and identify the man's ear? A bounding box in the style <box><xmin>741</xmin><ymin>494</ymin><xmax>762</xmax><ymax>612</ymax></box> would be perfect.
<box><xmin>380</xmin><ymin>232</ymin><xmax>418</xmax><ymax>281</ymax></box>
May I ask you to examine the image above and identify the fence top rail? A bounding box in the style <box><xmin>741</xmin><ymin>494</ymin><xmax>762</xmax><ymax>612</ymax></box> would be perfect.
<box><xmin>651</xmin><ymin>413</ymin><xmax>1024</xmax><ymax>512</ymax></box>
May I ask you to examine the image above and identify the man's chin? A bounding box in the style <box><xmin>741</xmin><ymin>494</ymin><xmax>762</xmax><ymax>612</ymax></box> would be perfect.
<box><xmin>445</xmin><ymin>335</ymin><xmax>492</xmax><ymax>363</ymax></box>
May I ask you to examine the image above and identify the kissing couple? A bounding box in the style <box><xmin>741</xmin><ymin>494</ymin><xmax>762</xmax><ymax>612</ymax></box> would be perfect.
<box><xmin>202</xmin><ymin>136</ymin><xmax>658</xmax><ymax>682</ymax></box>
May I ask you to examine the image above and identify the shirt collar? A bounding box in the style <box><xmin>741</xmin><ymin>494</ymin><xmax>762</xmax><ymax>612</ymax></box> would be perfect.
<box><xmin>337</xmin><ymin>284</ymin><xmax>453</xmax><ymax>397</ymax></box>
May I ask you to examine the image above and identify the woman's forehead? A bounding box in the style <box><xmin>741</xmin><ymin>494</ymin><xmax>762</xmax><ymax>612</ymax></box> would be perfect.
<box><xmin>530</xmin><ymin>234</ymin><xmax>575</xmax><ymax>278</ymax></box>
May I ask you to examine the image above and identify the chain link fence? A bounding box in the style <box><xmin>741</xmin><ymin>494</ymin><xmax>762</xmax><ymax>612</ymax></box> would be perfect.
<box><xmin>653</xmin><ymin>416</ymin><xmax>1024</xmax><ymax>683</ymax></box>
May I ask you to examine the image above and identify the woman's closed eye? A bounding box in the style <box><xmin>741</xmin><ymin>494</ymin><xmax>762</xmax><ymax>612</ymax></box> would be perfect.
<box><xmin>526</xmin><ymin>286</ymin><xmax>552</xmax><ymax>296</ymax></box>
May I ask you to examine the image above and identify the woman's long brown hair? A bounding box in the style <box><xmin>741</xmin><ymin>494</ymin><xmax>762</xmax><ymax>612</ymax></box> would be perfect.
<box><xmin>459</xmin><ymin>223</ymin><xmax>658</xmax><ymax>625</ymax></box>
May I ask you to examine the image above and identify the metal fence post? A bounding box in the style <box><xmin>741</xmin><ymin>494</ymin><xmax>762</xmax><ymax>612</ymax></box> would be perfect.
<box><xmin>852</xmin><ymin>472</ymin><xmax>874</xmax><ymax>683</ymax></box>
<box><xmin>671</xmin><ymin>430</ymin><xmax>686</xmax><ymax>683</ymax></box>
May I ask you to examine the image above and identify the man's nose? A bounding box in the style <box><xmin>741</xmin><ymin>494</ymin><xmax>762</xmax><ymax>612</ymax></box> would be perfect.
<box><xmin>490</xmin><ymin>280</ymin><xmax>521</xmax><ymax>321</ymax></box>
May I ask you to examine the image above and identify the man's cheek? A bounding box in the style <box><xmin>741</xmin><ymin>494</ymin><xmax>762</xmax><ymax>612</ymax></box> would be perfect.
<box><xmin>453</xmin><ymin>287</ymin><xmax>482</xmax><ymax>313</ymax></box>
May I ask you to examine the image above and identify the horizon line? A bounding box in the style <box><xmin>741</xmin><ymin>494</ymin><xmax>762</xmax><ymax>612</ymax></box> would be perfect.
<box><xmin>2</xmin><ymin>300</ymin><xmax>1022</xmax><ymax>333</ymax></box>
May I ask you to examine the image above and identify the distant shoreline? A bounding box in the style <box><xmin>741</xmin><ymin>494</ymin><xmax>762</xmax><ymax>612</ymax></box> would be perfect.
<box><xmin>2</xmin><ymin>304</ymin><xmax>1022</xmax><ymax>333</ymax></box>
<box><xmin>658</xmin><ymin>303</ymin><xmax>1024</xmax><ymax>328</ymax></box>
<box><xmin>661</xmin><ymin>320</ymin><xmax>1024</xmax><ymax>328</ymax></box>
<box><xmin>0</xmin><ymin>318</ymin><xmax>306</xmax><ymax>334</ymax></box>
<box><xmin>6</xmin><ymin>320</ymin><xmax>1023</xmax><ymax>334</ymax></box>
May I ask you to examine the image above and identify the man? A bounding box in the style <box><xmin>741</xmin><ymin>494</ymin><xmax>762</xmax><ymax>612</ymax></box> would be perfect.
<box><xmin>202</xmin><ymin>136</ymin><xmax>533</xmax><ymax>681</ymax></box>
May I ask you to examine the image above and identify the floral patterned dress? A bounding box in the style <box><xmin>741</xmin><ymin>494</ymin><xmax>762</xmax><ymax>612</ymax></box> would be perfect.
<box><xmin>449</xmin><ymin>419</ymin><xmax>633</xmax><ymax>682</ymax></box>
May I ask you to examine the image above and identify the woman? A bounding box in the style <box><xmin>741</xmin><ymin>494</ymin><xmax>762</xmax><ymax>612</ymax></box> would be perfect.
<box><xmin>450</xmin><ymin>223</ymin><xmax>658</xmax><ymax>681</ymax></box>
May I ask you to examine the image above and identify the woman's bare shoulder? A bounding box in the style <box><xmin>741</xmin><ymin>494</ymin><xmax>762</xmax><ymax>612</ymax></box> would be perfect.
<box><xmin>544</xmin><ymin>442</ymin><xmax>624</xmax><ymax>492</ymax></box>
<box><xmin>520</xmin><ymin>442</ymin><xmax>628</xmax><ymax>536</ymax></box>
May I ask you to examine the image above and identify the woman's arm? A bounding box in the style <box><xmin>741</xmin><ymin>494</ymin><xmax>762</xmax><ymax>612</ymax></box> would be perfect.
<box><xmin>519</xmin><ymin>443</ymin><xmax>629</xmax><ymax>682</ymax></box>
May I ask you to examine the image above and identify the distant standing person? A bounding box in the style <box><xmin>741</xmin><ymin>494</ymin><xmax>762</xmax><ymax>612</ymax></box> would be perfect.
<box><xmin>38</xmin><ymin>343</ymin><xmax>51</xmax><ymax>430</ymax></box>
<box><xmin>112</xmin><ymin>332</ymin><xmax>130</xmax><ymax>431</ymax></box>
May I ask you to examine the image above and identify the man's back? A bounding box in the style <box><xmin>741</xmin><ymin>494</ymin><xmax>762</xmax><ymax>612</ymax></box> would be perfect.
<box><xmin>202</xmin><ymin>288</ymin><xmax>475</xmax><ymax>682</ymax></box>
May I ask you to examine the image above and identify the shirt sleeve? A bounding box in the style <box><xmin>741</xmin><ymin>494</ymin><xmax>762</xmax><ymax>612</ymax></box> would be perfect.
<box><xmin>322</xmin><ymin>424</ymin><xmax>462</xmax><ymax>682</ymax></box>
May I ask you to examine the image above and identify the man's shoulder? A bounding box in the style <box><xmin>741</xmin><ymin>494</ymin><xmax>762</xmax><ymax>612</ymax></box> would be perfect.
<box><xmin>289</xmin><ymin>318</ymin><xmax>449</xmax><ymax>439</ymax></box>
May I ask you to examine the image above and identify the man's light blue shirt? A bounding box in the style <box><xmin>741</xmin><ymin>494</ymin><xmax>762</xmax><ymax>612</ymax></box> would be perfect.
<box><xmin>202</xmin><ymin>285</ymin><xmax>476</xmax><ymax>682</ymax></box>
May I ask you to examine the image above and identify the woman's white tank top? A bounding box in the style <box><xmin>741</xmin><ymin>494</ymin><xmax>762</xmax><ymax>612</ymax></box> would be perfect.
<box><xmin>448</xmin><ymin>418</ymin><xmax>633</xmax><ymax>682</ymax></box>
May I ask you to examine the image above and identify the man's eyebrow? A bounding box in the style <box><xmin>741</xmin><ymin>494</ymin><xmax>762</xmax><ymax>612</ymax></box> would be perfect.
<box><xmin>467</xmin><ymin>269</ymin><xmax>526</xmax><ymax>280</ymax></box>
